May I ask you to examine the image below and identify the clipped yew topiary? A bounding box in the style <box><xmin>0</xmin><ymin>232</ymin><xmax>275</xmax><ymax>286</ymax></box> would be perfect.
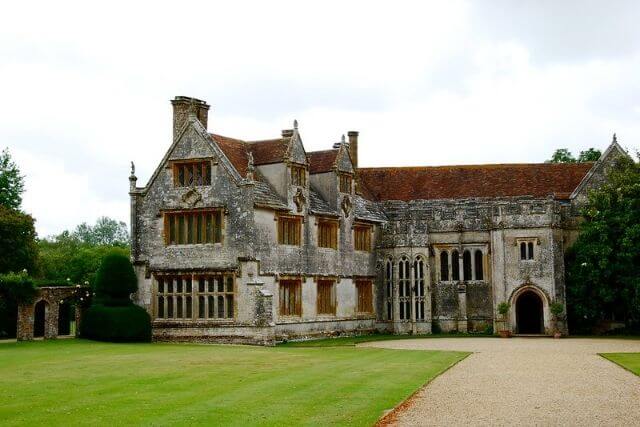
<box><xmin>81</xmin><ymin>252</ymin><xmax>151</xmax><ymax>342</ymax></box>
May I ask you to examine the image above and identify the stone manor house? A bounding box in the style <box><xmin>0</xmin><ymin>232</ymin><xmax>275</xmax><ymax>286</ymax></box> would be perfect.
<box><xmin>129</xmin><ymin>96</ymin><xmax>625</xmax><ymax>345</ymax></box>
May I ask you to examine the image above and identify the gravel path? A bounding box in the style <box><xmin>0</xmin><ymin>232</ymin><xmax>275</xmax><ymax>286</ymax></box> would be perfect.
<box><xmin>362</xmin><ymin>338</ymin><xmax>640</xmax><ymax>426</ymax></box>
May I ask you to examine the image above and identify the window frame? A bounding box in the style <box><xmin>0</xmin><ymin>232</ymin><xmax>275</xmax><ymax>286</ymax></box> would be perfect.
<box><xmin>290</xmin><ymin>164</ymin><xmax>306</xmax><ymax>187</ymax></box>
<box><xmin>353</xmin><ymin>223</ymin><xmax>373</xmax><ymax>252</ymax></box>
<box><xmin>154</xmin><ymin>272</ymin><xmax>235</xmax><ymax>321</ymax></box>
<box><xmin>164</xmin><ymin>208</ymin><xmax>223</xmax><ymax>246</ymax></box>
<box><xmin>317</xmin><ymin>218</ymin><xmax>339</xmax><ymax>249</ymax></box>
<box><xmin>279</xmin><ymin>279</ymin><xmax>302</xmax><ymax>317</ymax></box>
<box><xmin>355</xmin><ymin>279</ymin><xmax>373</xmax><ymax>314</ymax></box>
<box><xmin>316</xmin><ymin>279</ymin><xmax>336</xmax><ymax>315</ymax></box>
<box><xmin>172</xmin><ymin>160</ymin><xmax>212</xmax><ymax>187</ymax></box>
<box><xmin>277</xmin><ymin>215</ymin><xmax>303</xmax><ymax>246</ymax></box>
<box><xmin>338</xmin><ymin>173</ymin><xmax>353</xmax><ymax>193</ymax></box>
<box><xmin>517</xmin><ymin>238</ymin><xmax>538</xmax><ymax>261</ymax></box>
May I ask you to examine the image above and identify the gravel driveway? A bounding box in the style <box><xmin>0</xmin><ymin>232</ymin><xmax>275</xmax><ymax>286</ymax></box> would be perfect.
<box><xmin>362</xmin><ymin>338</ymin><xmax>640</xmax><ymax>426</ymax></box>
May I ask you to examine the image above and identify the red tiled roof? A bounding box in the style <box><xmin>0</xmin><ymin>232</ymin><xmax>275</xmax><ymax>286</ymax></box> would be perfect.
<box><xmin>248</xmin><ymin>138</ymin><xmax>288</xmax><ymax>165</ymax></box>
<box><xmin>308</xmin><ymin>149</ymin><xmax>339</xmax><ymax>174</ymax></box>
<box><xmin>211</xmin><ymin>134</ymin><xmax>249</xmax><ymax>177</ymax></box>
<box><xmin>357</xmin><ymin>163</ymin><xmax>593</xmax><ymax>201</ymax></box>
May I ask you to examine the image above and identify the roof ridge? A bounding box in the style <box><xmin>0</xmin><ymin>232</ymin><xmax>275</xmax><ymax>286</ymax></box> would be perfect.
<box><xmin>358</xmin><ymin>162</ymin><xmax>595</xmax><ymax>171</ymax></box>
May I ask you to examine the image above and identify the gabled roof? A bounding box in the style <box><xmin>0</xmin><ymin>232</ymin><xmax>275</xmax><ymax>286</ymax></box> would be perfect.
<box><xmin>308</xmin><ymin>149</ymin><xmax>339</xmax><ymax>174</ymax></box>
<box><xmin>358</xmin><ymin>163</ymin><xmax>594</xmax><ymax>202</ymax></box>
<box><xmin>248</xmin><ymin>138</ymin><xmax>290</xmax><ymax>166</ymax></box>
<box><xmin>212</xmin><ymin>134</ymin><xmax>250</xmax><ymax>177</ymax></box>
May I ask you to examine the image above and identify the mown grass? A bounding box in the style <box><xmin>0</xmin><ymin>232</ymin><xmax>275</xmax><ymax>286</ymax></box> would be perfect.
<box><xmin>601</xmin><ymin>353</ymin><xmax>640</xmax><ymax>376</ymax></box>
<box><xmin>0</xmin><ymin>339</ymin><xmax>467</xmax><ymax>426</ymax></box>
<box><xmin>279</xmin><ymin>332</ymin><xmax>492</xmax><ymax>347</ymax></box>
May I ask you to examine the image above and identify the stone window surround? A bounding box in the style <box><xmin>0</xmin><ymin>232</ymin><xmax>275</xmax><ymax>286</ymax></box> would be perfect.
<box><xmin>434</xmin><ymin>244</ymin><xmax>489</xmax><ymax>284</ymax></box>
<box><xmin>169</xmin><ymin>158</ymin><xmax>214</xmax><ymax>187</ymax></box>
<box><xmin>515</xmin><ymin>237</ymin><xmax>540</xmax><ymax>261</ymax></box>
<box><xmin>152</xmin><ymin>272</ymin><xmax>236</xmax><ymax>322</ymax></box>
<box><xmin>381</xmin><ymin>254</ymin><xmax>429</xmax><ymax>323</ymax></box>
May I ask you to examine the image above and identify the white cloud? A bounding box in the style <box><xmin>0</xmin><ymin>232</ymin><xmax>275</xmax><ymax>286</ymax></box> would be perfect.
<box><xmin>1</xmin><ymin>0</ymin><xmax>639</xmax><ymax>235</ymax></box>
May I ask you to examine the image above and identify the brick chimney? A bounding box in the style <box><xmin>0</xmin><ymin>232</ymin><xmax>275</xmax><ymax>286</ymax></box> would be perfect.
<box><xmin>171</xmin><ymin>96</ymin><xmax>210</xmax><ymax>141</ymax></box>
<box><xmin>347</xmin><ymin>131</ymin><xmax>359</xmax><ymax>169</ymax></box>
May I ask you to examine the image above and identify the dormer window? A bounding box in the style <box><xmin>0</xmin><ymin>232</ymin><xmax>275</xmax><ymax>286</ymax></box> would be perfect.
<box><xmin>291</xmin><ymin>164</ymin><xmax>306</xmax><ymax>187</ymax></box>
<box><xmin>339</xmin><ymin>173</ymin><xmax>352</xmax><ymax>193</ymax></box>
<box><xmin>173</xmin><ymin>161</ymin><xmax>211</xmax><ymax>187</ymax></box>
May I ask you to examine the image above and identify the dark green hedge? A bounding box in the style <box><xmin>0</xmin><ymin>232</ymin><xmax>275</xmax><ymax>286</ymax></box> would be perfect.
<box><xmin>80</xmin><ymin>304</ymin><xmax>151</xmax><ymax>342</ymax></box>
<box><xmin>94</xmin><ymin>252</ymin><xmax>137</xmax><ymax>300</ymax></box>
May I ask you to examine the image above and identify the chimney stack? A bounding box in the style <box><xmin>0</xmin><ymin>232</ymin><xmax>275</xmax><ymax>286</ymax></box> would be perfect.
<box><xmin>171</xmin><ymin>96</ymin><xmax>210</xmax><ymax>141</ymax></box>
<box><xmin>347</xmin><ymin>131</ymin><xmax>359</xmax><ymax>169</ymax></box>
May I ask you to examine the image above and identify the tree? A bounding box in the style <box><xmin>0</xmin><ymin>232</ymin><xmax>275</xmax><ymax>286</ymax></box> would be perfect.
<box><xmin>0</xmin><ymin>148</ymin><xmax>25</xmax><ymax>210</ymax></box>
<box><xmin>94</xmin><ymin>251</ymin><xmax>137</xmax><ymax>305</ymax></box>
<box><xmin>0</xmin><ymin>206</ymin><xmax>38</xmax><ymax>274</ymax></box>
<box><xmin>566</xmin><ymin>156</ymin><xmax>640</xmax><ymax>333</ymax></box>
<box><xmin>578</xmin><ymin>148</ymin><xmax>602</xmax><ymax>162</ymax></box>
<box><xmin>547</xmin><ymin>148</ymin><xmax>576</xmax><ymax>163</ymax></box>
<box><xmin>72</xmin><ymin>216</ymin><xmax>129</xmax><ymax>246</ymax></box>
<box><xmin>547</xmin><ymin>148</ymin><xmax>601</xmax><ymax>163</ymax></box>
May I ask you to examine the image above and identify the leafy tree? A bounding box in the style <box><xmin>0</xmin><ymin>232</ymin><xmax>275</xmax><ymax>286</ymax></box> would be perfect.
<box><xmin>578</xmin><ymin>148</ymin><xmax>602</xmax><ymax>162</ymax></box>
<box><xmin>0</xmin><ymin>148</ymin><xmax>25</xmax><ymax>210</ymax></box>
<box><xmin>72</xmin><ymin>216</ymin><xmax>129</xmax><ymax>246</ymax></box>
<box><xmin>0</xmin><ymin>206</ymin><xmax>38</xmax><ymax>274</ymax></box>
<box><xmin>547</xmin><ymin>147</ymin><xmax>601</xmax><ymax>163</ymax></box>
<box><xmin>566</xmin><ymin>156</ymin><xmax>640</xmax><ymax>332</ymax></box>
<box><xmin>547</xmin><ymin>148</ymin><xmax>576</xmax><ymax>163</ymax></box>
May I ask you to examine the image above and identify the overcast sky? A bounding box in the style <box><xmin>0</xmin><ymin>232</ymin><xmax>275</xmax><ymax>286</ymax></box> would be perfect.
<box><xmin>2</xmin><ymin>0</ymin><xmax>639</xmax><ymax>237</ymax></box>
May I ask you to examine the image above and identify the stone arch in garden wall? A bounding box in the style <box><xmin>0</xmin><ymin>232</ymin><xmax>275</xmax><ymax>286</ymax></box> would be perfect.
<box><xmin>17</xmin><ymin>286</ymin><xmax>89</xmax><ymax>341</ymax></box>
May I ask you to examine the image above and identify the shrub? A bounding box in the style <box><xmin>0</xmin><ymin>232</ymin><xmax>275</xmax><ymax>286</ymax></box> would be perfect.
<box><xmin>94</xmin><ymin>252</ymin><xmax>137</xmax><ymax>305</ymax></box>
<box><xmin>497</xmin><ymin>302</ymin><xmax>510</xmax><ymax>316</ymax></box>
<box><xmin>550</xmin><ymin>302</ymin><xmax>564</xmax><ymax>319</ymax></box>
<box><xmin>80</xmin><ymin>304</ymin><xmax>151</xmax><ymax>342</ymax></box>
<box><xmin>0</xmin><ymin>272</ymin><xmax>37</xmax><ymax>304</ymax></box>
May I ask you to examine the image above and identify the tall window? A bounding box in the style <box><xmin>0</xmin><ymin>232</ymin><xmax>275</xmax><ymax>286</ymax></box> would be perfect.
<box><xmin>398</xmin><ymin>256</ymin><xmax>411</xmax><ymax>320</ymax></box>
<box><xmin>278</xmin><ymin>216</ymin><xmax>302</xmax><ymax>246</ymax></box>
<box><xmin>173</xmin><ymin>161</ymin><xmax>211</xmax><ymax>187</ymax></box>
<box><xmin>155</xmin><ymin>273</ymin><xmax>234</xmax><ymax>320</ymax></box>
<box><xmin>291</xmin><ymin>164</ymin><xmax>306</xmax><ymax>186</ymax></box>
<box><xmin>279</xmin><ymin>279</ymin><xmax>302</xmax><ymax>316</ymax></box>
<box><xmin>317</xmin><ymin>219</ymin><xmax>338</xmax><ymax>249</ymax></box>
<box><xmin>385</xmin><ymin>258</ymin><xmax>393</xmax><ymax>320</ymax></box>
<box><xmin>317</xmin><ymin>280</ymin><xmax>336</xmax><ymax>315</ymax></box>
<box><xmin>520</xmin><ymin>241</ymin><xmax>535</xmax><ymax>260</ymax></box>
<box><xmin>475</xmin><ymin>250</ymin><xmax>484</xmax><ymax>280</ymax></box>
<box><xmin>165</xmin><ymin>209</ymin><xmax>222</xmax><ymax>245</ymax></box>
<box><xmin>354</xmin><ymin>224</ymin><xmax>372</xmax><ymax>251</ymax></box>
<box><xmin>440</xmin><ymin>251</ymin><xmax>449</xmax><ymax>281</ymax></box>
<box><xmin>463</xmin><ymin>250</ymin><xmax>472</xmax><ymax>281</ymax></box>
<box><xmin>414</xmin><ymin>256</ymin><xmax>425</xmax><ymax>321</ymax></box>
<box><xmin>339</xmin><ymin>173</ymin><xmax>352</xmax><ymax>193</ymax></box>
<box><xmin>451</xmin><ymin>250</ymin><xmax>460</xmax><ymax>281</ymax></box>
<box><xmin>356</xmin><ymin>280</ymin><xmax>373</xmax><ymax>313</ymax></box>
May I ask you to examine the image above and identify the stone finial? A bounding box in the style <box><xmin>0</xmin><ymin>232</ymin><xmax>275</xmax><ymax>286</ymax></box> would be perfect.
<box><xmin>341</xmin><ymin>134</ymin><xmax>346</xmax><ymax>144</ymax></box>
<box><xmin>612</xmin><ymin>133</ymin><xmax>618</xmax><ymax>144</ymax></box>
<box><xmin>129</xmin><ymin>161</ymin><xmax>137</xmax><ymax>191</ymax></box>
<box><xmin>293</xmin><ymin>119</ymin><xmax>298</xmax><ymax>130</ymax></box>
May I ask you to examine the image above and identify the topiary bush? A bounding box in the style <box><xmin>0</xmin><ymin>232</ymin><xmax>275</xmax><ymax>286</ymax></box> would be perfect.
<box><xmin>93</xmin><ymin>252</ymin><xmax>138</xmax><ymax>306</ymax></box>
<box><xmin>80</xmin><ymin>252</ymin><xmax>151</xmax><ymax>342</ymax></box>
<box><xmin>80</xmin><ymin>304</ymin><xmax>151</xmax><ymax>342</ymax></box>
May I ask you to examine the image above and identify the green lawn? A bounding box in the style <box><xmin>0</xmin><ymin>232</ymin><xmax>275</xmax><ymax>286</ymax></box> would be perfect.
<box><xmin>601</xmin><ymin>353</ymin><xmax>640</xmax><ymax>376</ymax></box>
<box><xmin>0</xmin><ymin>339</ymin><xmax>467</xmax><ymax>426</ymax></box>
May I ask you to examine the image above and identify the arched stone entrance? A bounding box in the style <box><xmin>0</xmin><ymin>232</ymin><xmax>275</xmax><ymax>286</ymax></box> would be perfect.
<box><xmin>516</xmin><ymin>290</ymin><xmax>543</xmax><ymax>334</ymax></box>
<box><xmin>33</xmin><ymin>300</ymin><xmax>48</xmax><ymax>338</ymax></box>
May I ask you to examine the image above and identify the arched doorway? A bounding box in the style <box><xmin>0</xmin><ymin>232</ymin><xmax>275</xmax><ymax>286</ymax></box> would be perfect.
<box><xmin>58</xmin><ymin>300</ymin><xmax>75</xmax><ymax>336</ymax></box>
<box><xmin>34</xmin><ymin>300</ymin><xmax>47</xmax><ymax>338</ymax></box>
<box><xmin>516</xmin><ymin>290</ymin><xmax>543</xmax><ymax>334</ymax></box>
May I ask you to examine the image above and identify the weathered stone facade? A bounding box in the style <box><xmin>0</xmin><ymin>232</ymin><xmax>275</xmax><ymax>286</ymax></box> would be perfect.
<box><xmin>130</xmin><ymin>96</ymin><xmax>626</xmax><ymax>344</ymax></box>
<box><xmin>16</xmin><ymin>286</ymin><xmax>87</xmax><ymax>341</ymax></box>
